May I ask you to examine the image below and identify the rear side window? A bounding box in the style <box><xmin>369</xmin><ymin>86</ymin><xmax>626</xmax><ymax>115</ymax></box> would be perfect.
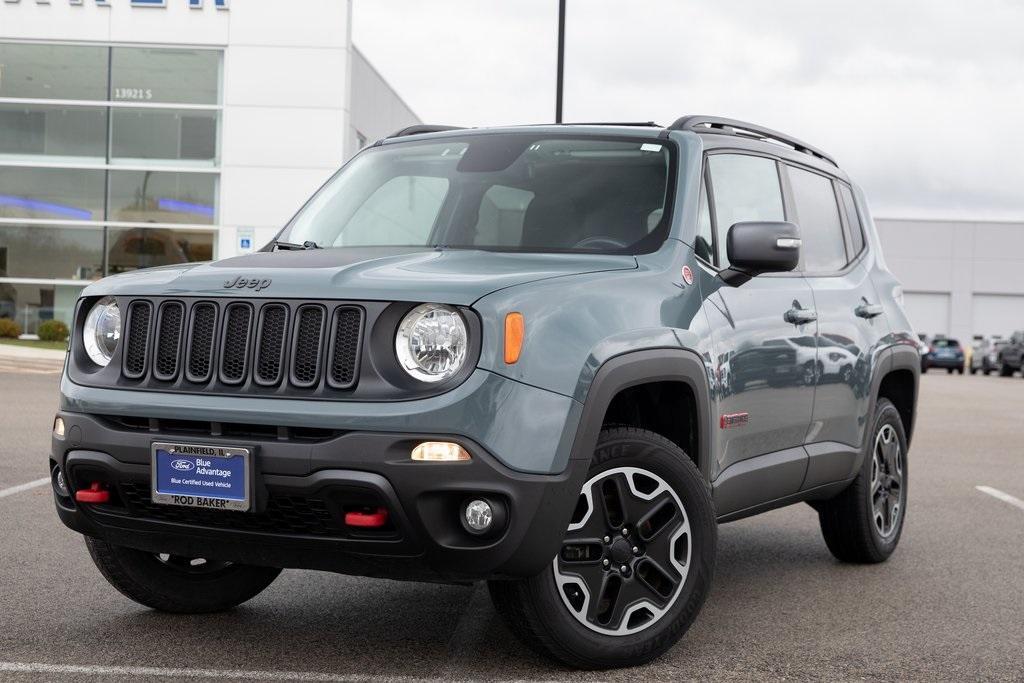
<box><xmin>838</xmin><ymin>184</ymin><xmax>865</xmax><ymax>256</ymax></box>
<box><xmin>787</xmin><ymin>166</ymin><xmax>847</xmax><ymax>272</ymax></box>
<box><xmin>707</xmin><ymin>154</ymin><xmax>784</xmax><ymax>268</ymax></box>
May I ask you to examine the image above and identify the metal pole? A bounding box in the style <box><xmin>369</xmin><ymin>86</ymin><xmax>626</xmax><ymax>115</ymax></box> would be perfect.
<box><xmin>555</xmin><ymin>0</ymin><xmax>565</xmax><ymax>123</ymax></box>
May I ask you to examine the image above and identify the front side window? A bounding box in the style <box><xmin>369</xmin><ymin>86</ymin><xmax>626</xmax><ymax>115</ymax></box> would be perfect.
<box><xmin>788</xmin><ymin>166</ymin><xmax>847</xmax><ymax>272</ymax></box>
<box><xmin>282</xmin><ymin>135</ymin><xmax>674</xmax><ymax>254</ymax></box>
<box><xmin>707</xmin><ymin>154</ymin><xmax>785</xmax><ymax>268</ymax></box>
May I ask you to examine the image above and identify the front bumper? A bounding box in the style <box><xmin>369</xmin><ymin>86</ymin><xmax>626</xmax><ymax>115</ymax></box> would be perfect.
<box><xmin>51</xmin><ymin>411</ymin><xmax>589</xmax><ymax>582</ymax></box>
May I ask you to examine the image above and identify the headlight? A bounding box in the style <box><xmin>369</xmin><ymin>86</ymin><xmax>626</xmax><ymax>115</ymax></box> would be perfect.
<box><xmin>395</xmin><ymin>304</ymin><xmax>468</xmax><ymax>383</ymax></box>
<box><xmin>83</xmin><ymin>297</ymin><xmax>121</xmax><ymax>367</ymax></box>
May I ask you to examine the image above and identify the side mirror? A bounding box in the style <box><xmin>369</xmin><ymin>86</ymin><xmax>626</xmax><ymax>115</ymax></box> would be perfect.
<box><xmin>720</xmin><ymin>221</ymin><xmax>801</xmax><ymax>286</ymax></box>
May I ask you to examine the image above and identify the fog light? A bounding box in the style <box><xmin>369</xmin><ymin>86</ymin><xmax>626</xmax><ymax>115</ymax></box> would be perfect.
<box><xmin>463</xmin><ymin>499</ymin><xmax>493</xmax><ymax>533</ymax></box>
<box><xmin>53</xmin><ymin>416</ymin><xmax>65</xmax><ymax>438</ymax></box>
<box><xmin>53</xmin><ymin>467</ymin><xmax>69</xmax><ymax>498</ymax></box>
<box><xmin>411</xmin><ymin>441</ymin><xmax>471</xmax><ymax>462</ymax></box>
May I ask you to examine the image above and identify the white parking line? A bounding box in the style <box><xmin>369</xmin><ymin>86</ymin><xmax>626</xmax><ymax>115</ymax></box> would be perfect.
<box><xmin>0</xmin><ymin>478</ymin><xmax>49</xmax><ymax>500</ymax></box>
<box><xmin>0</xmin><ymin>662</ymin><xmax>413</xmax><ymax>681</ymax></box>
<box><xmin>976</xmin><ymin>486</ymin><xmax>1024</xmax><ymax>512</ymax></box>
<box><xmin>0</xmin><ymin>662</ymin><xmax>560</xmax><ymax>682</ymax></box>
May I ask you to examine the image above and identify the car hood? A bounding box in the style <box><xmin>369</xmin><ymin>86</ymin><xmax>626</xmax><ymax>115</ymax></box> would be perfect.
<box><xmin>81</xmin><ymin>247</ymin><xmax>638</xmax><ymax>305</ymax></box>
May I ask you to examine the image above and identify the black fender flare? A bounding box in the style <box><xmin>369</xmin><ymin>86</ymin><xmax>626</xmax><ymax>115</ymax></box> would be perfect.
<box><xmin>566</xmin><ymin>348</ymin><xmax>713</xmax><ymax>479</ymax></box>
<box><xmin>884</xmin><ymin>342</ymin><xmax>922</xmax><ymax>444</ymax></box>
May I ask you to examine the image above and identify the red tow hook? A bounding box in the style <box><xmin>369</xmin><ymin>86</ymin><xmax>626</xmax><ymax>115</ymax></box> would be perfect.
<box><xmin>74</xmin><ymin>482</ymin><xmax>110</xmax><ymax>504</ymax></box>
<box><xmin>345</xmin><ymin>507</ymin><xmax>388</xmax><ymax>528</ymax></box>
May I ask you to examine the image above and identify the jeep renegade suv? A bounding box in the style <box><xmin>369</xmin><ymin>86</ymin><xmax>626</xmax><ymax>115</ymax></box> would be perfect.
<box><xmin>51</xmin><ymin>116</ymin><xmax>919</xmax><ymax>669</ymax></box>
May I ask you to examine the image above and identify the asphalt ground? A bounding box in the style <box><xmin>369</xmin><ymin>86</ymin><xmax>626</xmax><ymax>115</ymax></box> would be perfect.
<box><xmin>1</xmin><ymin>363</ymin><xmax>1022</xmax><ymax>682</ymax></box>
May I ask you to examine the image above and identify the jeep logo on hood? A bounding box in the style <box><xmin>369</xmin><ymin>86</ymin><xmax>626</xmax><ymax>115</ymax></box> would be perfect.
<box><xmin>223</xmin><ymin>275</ymin><xmax>272</xmax><ymax>292</ymax></box>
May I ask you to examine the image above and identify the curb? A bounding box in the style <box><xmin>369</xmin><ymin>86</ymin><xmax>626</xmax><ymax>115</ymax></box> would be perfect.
<box><xmin>0</xmin><ymin>345</ymin><xmax>68</xmax><ymax>362</ymax></box>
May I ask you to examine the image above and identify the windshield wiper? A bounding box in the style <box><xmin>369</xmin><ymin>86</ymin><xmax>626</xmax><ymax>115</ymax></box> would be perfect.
<box><xmin>272</xmin><ymin>239</ymin><xmax>323</xmax><ymax>251</ymax></box>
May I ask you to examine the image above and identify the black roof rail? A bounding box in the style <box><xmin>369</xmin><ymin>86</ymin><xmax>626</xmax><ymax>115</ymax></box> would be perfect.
<box><xmin>551</xmin><ymin>121</ymin><xmax>661</xmax><ymax>127</ymax></box>
<box><xmin>668</xmin><ymin>115</ymin><xmax>837</xmax><ymax>167</ymax></box>
<box><xmin>387</xmin><ymin>124</ymin><xmax>466</xmax><ymax>138</ymax></box>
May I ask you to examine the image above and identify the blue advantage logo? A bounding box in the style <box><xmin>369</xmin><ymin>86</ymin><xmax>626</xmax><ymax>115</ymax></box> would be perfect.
<box><xmin>171</xmin><ymin>459</ymin><xmax>196</xmax><ymax>472</ymax></box>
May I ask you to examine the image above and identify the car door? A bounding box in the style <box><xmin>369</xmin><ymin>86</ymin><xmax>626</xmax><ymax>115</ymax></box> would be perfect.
<box><xmin>699</xmin><ymin>153</ymin><xmax>815</xmax><ymax>511</ymax></box>
<box><xmin>784</xmin><ymin>167</ymin><xmax>887</xmax><ymax>489</ymax></box>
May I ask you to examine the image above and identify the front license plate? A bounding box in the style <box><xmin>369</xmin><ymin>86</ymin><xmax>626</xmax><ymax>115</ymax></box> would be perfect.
<box><xmin>151</xmin><ymin>442</ymin><xmax>251</xmax><ymax>512</ymax></box>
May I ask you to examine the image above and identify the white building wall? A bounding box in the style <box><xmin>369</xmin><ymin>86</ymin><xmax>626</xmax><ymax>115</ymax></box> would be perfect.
<box><xmin>347</xmin><ymin>46</ymin><xmax>420</xmax><ymax>154</ymax></box>
<box><xmin>875</xmin><ymin>218</ymin><xmax>1024</xmax><ymax>340</ymax></box>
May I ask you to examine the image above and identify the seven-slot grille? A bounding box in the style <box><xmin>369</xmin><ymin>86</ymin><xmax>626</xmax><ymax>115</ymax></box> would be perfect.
<box><xmin>119</xmin><ymin>299</ymin><xmax>363</xmax><ymax>393</ymax></box>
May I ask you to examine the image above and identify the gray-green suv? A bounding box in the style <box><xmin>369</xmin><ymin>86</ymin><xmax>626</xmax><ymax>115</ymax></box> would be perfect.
<box><xmin>51</xmin><ymin>117</ymin><xmax>920</xmax><ymax>669</ymax></box>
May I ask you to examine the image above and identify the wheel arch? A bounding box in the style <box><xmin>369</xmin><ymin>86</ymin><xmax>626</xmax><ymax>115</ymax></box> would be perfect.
<box><xmin>568</xmin><ymin>348</ymin><xmax>712</xmax><ymax>480</ymax></box>
<box><xmin>869</xmin><ymin>343</ymin><xmax>920</xmax><ymax>447</ymax></box>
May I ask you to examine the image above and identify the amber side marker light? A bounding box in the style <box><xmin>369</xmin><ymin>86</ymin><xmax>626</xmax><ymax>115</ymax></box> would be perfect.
<box><xmin>411</xmin><ymin>441</ymin><xmax>471</xmax><ymax>462</ymax></box>
<box><xmin>504</xmin><ymin>312</ymin><xmax>525</xmax><ymax>364</ymax></box>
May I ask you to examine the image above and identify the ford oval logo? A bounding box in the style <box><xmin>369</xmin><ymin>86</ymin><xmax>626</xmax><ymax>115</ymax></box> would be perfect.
<box><xmin>171</xmin><ymin>459</ymin><xmax>196</xmax><ymax>472</ymax></box>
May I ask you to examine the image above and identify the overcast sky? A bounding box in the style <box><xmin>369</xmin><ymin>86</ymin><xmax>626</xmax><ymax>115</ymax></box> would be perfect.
<box><xmin>352</xmin><ymin>0</ymin><xmax>1024</xmax><ymax>222</ymax></box>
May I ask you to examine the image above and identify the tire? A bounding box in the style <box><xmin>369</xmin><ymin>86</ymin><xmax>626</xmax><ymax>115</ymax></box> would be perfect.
<box><xmin>983</xmin><ymin>368</ymin><xmax>991</xmax><ymax>376</ymax></box>
<box><xmin>969</xmin><ymin>366</ymin><xmax>977</xmax><ymax>375</ymax></box>
<box><xmin>816</xmin><ymin>398</ymin><xmax>908</xmax><ymax>563</ymax></box>
<box><xmin>1000</xmin><ymin>363</ymin><xmax>1013</xmax><ymax>377</ymax></box>
<box><xmin>488</xmin><ymin>427</ymin><xmax>716</xmax><ymax>669</ymax></box>
<box><xmin>946</xmin><ymin>368</ymin><xmax>953</xmax><ymax>374</ymax></box>
<box><xmin>957</xmin><ymin>366</ymin><xmax>964</xmax><ymax>375</ymax></box>
<box><xmin>85</xmin><ymin>537</ymin><xmax>281</xmax><ymax>613</ymax></box>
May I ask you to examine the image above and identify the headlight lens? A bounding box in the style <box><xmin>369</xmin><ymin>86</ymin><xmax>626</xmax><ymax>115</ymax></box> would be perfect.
<box><xmin>395</xmin><ymin>304</ymin><xmax>468</xmax><ymax>383</ymax></box>
<box><xmin>83</xmin><ymin>297</ymin><xmax>121</xmax><ymax>367</ymax></box>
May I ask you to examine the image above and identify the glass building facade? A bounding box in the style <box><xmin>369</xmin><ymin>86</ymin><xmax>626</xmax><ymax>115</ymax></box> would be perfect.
<box><xmin>0</xmin><ymin>42</ymin><xmax>220</xmax><ymax>334</ymax></box>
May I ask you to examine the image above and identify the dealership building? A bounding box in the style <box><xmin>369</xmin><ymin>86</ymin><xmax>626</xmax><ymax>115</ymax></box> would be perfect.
<box><xmin>0</xmin><ymin>0</ymin><xmax>418</xmax><ymax>334</ymax></box>
<box><xmin>1</xmin><ymin>2</ymin><xmax>1021</xmax><ymax>343</ymax></box>
<box><xmin>875</xmin><ymin>218</ymin><xmax>1024</xmax><ymax>343</ymax></box>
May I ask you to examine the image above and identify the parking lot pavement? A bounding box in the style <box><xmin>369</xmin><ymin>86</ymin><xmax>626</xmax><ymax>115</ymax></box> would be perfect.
<box><xmin>1</xmin><ymin>371</ymin><xmax>1022</xmax><ymax>681</ymax></box>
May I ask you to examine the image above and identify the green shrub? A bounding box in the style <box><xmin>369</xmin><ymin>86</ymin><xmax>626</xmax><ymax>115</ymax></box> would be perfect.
<box><xmin>0</xmin><ymin>318</ymin><xmax>21</xmax><ymax>339</ymax></box>
<box><xmin>37</xmin><ymin>319</ymin><xmax>70</xmax><ymax>342</ymax></box>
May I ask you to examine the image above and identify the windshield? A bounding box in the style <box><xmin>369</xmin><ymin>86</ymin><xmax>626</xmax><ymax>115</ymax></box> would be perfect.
<box><xmin>933</xmin><ymin>339</ymin><xmax>960</xmax><ymax>348</ymax></box>
<box><xmin>279</xmin><ymin>134</ymin><xmax>674</xmax><ymax>254</ymax></box>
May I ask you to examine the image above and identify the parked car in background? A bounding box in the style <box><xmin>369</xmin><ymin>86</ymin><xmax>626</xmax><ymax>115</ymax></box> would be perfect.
<box><xmin>922</xmin><ymin>338</ymin><xmax>965</xmax><ymax>374</ymax></box>
<box><xmin>915</xmin><ymin>338</ymin><xmax>930</xmax><ymax>372</ymax></box>
<box><xmin>970</xmin><ymin>337</ymin><xmax>1004</xmax><ymax>375</ymax></box>
<box><xmin>998</xmin><ymin>331</ymin><xmax>1024</xmax><ymax>377</ymax></box>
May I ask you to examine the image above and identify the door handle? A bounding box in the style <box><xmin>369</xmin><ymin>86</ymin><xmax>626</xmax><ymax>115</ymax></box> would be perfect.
<box><xmin>855</xmin><ymin>302</ymin><xmax>884</xmax><ymax>319</ymax></box>
<box><xmin>784</xmin><ymin>306</ymin><xmax>817</xmax><ymax>325</ymax></box>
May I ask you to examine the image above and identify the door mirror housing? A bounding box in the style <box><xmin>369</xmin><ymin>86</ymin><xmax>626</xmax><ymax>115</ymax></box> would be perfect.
<box><xmin>720</xmin><ymin>221</ymin><xmax>801</xmax><ymax>286</ymax></box>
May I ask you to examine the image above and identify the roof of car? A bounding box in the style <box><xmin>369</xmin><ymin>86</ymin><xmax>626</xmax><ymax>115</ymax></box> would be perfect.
<box><xmin>381</xmin><ymin>117</ymin><xmax>845</xmax><ymax>180</ymax></box>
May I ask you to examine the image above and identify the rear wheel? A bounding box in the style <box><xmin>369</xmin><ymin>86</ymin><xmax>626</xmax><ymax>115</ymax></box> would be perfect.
<box><xmin>489</xmin><ymin>427</ymin><xmax>716</xmax><ymax>669</ymax></box>
<box><xmin>816</xmin><ymin>398</ymin><xmax>908</xmax><ymax>563</ymax></box>
<box><xmin>86</xmin><ymin>537</ymin><xmax>281</xmax><ymax>613</ymax></box>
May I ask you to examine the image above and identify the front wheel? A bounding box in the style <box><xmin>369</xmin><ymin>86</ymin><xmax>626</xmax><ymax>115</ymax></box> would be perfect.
<box><xmin>86</xmin><ymin>537</ymin><xmax>281</xmax><ymax>613</ymax></box>
<box><xmin>488</xmin><ymin>427</ymin><xmax>716</xmax><ymax>669</ymax></box>
<box><xmin>1000</xmin><ymin>363</ymin><xmax>1013</xmax><ymax>377</ymax></box>
<box><xmin>816</xmin><ymin>398</ymin><xmax>908</xmax><ymax>563</ymax></box>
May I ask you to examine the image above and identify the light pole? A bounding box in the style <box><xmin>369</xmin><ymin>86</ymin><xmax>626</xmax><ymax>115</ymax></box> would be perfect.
<box><xmin>555</xmin><ymin>0</ymin><xmax>565</xmax><ymax>123</ymax></box>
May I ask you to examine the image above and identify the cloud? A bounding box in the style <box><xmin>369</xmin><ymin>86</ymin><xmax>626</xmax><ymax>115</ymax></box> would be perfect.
<box><xmin>353</xmin><ymin>0</ymin><xmax>1024</xmax><ymax>220</ymax></box>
